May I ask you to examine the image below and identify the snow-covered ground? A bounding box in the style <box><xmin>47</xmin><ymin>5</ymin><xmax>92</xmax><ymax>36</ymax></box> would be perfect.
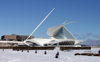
<box><xmin>0</xmin><ymin>48</ymin><xmax>100</xmax><ymax>62</ymax></box>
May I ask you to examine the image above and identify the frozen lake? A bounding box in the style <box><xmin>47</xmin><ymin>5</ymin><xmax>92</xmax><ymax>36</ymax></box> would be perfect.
<box><xmin>0</xmin><ymin>48</ymin><xmax>100</xmax><ymax>62</ymax></box>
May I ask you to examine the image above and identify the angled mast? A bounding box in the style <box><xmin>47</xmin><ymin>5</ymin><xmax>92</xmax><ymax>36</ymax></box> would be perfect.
<box><xmin>26</xmin><ymin>8</ymin><xmax>55</xmax><ymax>40</ymax></box>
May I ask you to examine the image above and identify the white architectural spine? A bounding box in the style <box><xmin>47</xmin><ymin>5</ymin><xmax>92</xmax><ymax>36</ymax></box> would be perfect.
<box><xmin>26</xmin><ymin>8</ymin><xmax>55</xmax><ymax>40</ymax></box>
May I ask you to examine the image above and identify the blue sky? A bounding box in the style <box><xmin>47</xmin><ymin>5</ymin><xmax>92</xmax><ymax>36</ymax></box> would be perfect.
<box><xmin>0</xmin><ymin>0</ymin><xmax>100</xmax><ymax>45</ymax></box>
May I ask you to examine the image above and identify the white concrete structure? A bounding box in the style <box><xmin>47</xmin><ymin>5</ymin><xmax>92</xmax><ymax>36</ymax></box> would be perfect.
<box><xmin>24</xmin><ymin>22</ymin><xmax>82</xmax><ymax>46</ymax></box>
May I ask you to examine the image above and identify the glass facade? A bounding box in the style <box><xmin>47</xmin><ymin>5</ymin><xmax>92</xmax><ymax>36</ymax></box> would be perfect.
<box><xmin>54</xmin><ymin>26</ymin><xmax>76</xmax><ymax>39</ymax></box>
<box><xmin>59</xmin><ymin>41</ymin><xmax>75</xmax><ymax>45</ymax></box>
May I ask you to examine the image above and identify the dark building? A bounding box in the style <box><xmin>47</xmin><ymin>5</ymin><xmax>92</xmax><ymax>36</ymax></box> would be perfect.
<box><xmin>1</xmin><ymin>34</ymin><xmax>34</xmax><ymax>41</ymax></box>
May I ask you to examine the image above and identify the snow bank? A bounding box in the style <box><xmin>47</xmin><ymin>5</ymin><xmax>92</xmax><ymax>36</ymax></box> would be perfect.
<box><xmin>0</xmin><ymin>48</ymin><xmax>100</xmax><ymax>62</ymax></box>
